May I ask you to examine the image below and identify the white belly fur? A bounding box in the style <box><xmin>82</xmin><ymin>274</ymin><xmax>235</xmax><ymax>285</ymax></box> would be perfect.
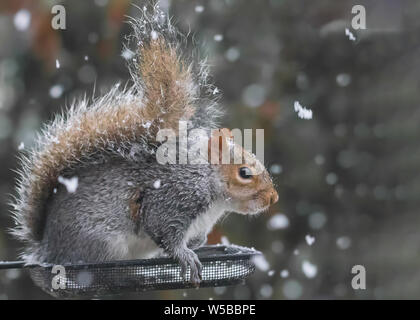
<box><xmin>107</xmin><ymin>201</ymin><xmax>227</xmax><ymax>260</ymax></box>
<box><xmin>107</xmin><ymin>233</ymin><xmax>162</xmax><ymax>260</ymax></box>
<box><xmin>184</xmin><ymin>200</ymin><xmax>227</xmax><ymax>244</ymax></box>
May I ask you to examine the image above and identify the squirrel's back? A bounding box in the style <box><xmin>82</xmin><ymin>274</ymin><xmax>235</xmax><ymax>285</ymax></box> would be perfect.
<box><xmin>10</xmin><ymin>4</ymin><xmax>222</xmax><ymax>257</ymax></box>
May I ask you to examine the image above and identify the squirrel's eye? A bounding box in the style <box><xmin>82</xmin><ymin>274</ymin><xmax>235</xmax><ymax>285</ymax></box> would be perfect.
<box><xmin>239</xmin><ymin>167</ymin><xmax>252</xmax><ymax>179</ymax></box>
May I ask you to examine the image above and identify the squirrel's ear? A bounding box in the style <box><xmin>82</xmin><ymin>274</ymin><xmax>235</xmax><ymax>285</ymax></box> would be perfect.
<box><xmin>208</xmin><ymin>128</ymin><xmax>232</xmax><ymax>164</ymax></box>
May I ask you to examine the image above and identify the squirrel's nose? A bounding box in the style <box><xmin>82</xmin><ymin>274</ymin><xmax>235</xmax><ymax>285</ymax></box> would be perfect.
<box><xmin>270</xmin><ymin>190</ymin><xmax>279</xmax><ymax>205</ymax></box>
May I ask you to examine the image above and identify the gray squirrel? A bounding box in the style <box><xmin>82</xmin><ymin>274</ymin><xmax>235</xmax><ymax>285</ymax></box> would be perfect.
<box><xmin>10</xmin><ymin>4</ymin><xmax>278</xmax><ymax>285</ymax></box>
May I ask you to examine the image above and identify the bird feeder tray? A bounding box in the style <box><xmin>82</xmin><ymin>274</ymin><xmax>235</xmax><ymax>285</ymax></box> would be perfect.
<box><xmin>19</xmin><ymin>244</ymin><xmax>261</xmax><ymax>298</ymax></box>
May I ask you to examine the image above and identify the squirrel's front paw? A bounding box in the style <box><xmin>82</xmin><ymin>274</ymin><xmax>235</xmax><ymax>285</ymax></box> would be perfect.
<box><xmin>175</xmin><ymin>248</ymin><xmax>202</xmax><ymax>286</ymax></box>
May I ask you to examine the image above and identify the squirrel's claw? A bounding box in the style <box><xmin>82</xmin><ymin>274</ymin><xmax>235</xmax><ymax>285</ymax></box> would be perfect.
<box><xmin>191</xmin><ymin>253</ymin><xmax>203</xmax><ymax>286</ymax></box>
<box><xmin>177</xmin><ymin>248</ymin><xmax>202</xmax><ymax>286</ymax></box>
<box><xmin>179</xmin><ymin>261</ymin><xmax>188</xmax><ymax>281</ymax></box>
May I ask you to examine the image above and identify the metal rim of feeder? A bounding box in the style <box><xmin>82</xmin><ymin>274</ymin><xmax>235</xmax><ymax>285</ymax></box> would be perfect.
<box><xmin>0</xmin><ymin>245</ymin><xmax>261</xmax><ymax>298</ymax></box>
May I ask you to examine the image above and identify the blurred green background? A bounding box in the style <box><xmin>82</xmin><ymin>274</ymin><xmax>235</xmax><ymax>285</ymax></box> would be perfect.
<box><xmin>1</xmin><ymin>0</ymin><xmax>420</xmax><ymax>299</ymax></box>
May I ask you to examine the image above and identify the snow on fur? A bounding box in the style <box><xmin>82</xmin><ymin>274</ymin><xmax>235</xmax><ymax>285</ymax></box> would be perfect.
<box><xmin>10</xmin><ymin>3</ymin><xmax>222</xmax><ymax>245</ymax></box>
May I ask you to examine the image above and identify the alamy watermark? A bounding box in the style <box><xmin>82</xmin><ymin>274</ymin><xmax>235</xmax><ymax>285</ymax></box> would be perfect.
<box><xmin>155</xmin><ymin>122</ymin><xmax>265</xmax><ymax>174</ymax></box>
<box><xmin>51</xmin><ymin>265</ymin><xmax>66</xmax><ymax>290</ymax></box>
<box><xmin>351</xmin><ymin>265</ymin><xmax>366</xmax><ymax>290</ymax></box>
<box><xmin>51</xmin><ymin>5</ymin><xmax>66</xmax><ymax>30</ymax></box>
<box><xmin>351</xmin><ymin>5</ymin><xmax>366</xmax><ymax>30</ymax></box>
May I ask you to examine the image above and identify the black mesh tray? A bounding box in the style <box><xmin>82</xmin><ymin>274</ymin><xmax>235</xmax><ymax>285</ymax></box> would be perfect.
<box><xmin>29</xmin><ymin>244</ymin><xmax>261</xmax><ymax>298</ymax></box>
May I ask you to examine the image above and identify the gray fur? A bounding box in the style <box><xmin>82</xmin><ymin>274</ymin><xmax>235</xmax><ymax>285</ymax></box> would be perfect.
<box><xmin>10</xmin><ymin>3</ymin><xmax>223</xmax><ymax>246</ymax></box>
<box><xmin>10</xmin><ymin>3</ymin><xmax>227</xmax><ymax>284</ymax></box>
<box><xmin>30</xmin><ymin>150</ymin><xmax>227</xmax><ymax>283</ymax></box>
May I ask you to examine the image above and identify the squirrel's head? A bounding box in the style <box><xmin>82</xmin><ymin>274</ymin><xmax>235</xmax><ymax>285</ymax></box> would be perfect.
<box><xmin>219</xmin><ymin>160</ymin><xmax>279</xmax><ymax>216</ymax></box>
<box><xmin>209</xmin><ymin>129</ymin><xmax>278</xmax><ymax>215</ymax></box>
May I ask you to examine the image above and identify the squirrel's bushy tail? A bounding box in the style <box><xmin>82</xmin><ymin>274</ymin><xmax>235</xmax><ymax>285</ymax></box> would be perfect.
<box><xmin>10</xmin><ymin>3</ymin><xmax>222</xmax><ymax>250</ymax></box>
<box><xmin>126</xmin><ymin>3</ymin><xmax>222</xmax><ymax>129</ymax></box>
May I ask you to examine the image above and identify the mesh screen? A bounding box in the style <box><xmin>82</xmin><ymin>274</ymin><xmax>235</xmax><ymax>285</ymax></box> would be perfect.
<box><xmin>29</xmin><ymin>245</ymin><xmax>259</xmax><ymax>298</ymax></box>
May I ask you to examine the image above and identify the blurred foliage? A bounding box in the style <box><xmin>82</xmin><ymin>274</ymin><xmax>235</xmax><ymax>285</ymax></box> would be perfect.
<box><xmin>1</xmin><ymin>0</ymin><xmax>420</xmax><ymax>299</ymax></box>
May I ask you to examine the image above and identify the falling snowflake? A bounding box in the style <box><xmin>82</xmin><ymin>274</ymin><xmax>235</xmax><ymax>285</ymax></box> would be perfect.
<box><xmin>326</xmin><ymin>172</ymin><xmax>338</xmax><ymax>185</ymax></box>
<box><xmin>195</xmin><ymin>5</ymin><xmax>204</xmax><ymax>13</ymax></box>
<box><xmin>345</xmin><ymin>28</ymin><xmax>356</xmax><ymax>41</ymax></box>
<box><xmin>336</xmin><ymin>236</ymin><xmax>352</xmax><ymax>250</ymax></box>
<box><xmin>267</xmin><ymin>213</ymin><xmax>289</xmax><ymax>230</ymax></box>
<box><xmin>14</xmin><ymin>9</ymin><xmax>31</xmax><ymax>31</ymax></box>
<box><xmin>302</xmin><ymin>260</ymin><xmax>317</xmax><ymax>278</ymax></box>
<box><xmin>280</xmin><ymin>269</ymin><xmax>289</xmax><ymax>278</ymax></box>
<box><xmin>269</xmin><ymin>164</ymin><xmax>282</xmax><ymax>175</ymax></box>
<box><xmin>293</xmin><ymin>101</ymin><xmax>313</xmax><ymax>119</ymax></box>
<box><xmin>305</xmin><ymin>234</ymin><xmax>315</xmax><ymax>246</ymax></box>
<box><xmin>5</xmin><ymin>269</ymin><xmax>21</xmax><ymax>280</ymax></box>
<box><xmin>259</xmin><ymin>284</ymin><xmax>273</xmax><ymax>298</ymax></box>
<box><xmin>336</xmin><ymin>73</ymin><xmax>351</xmax><ymax>87</ymax></box>
<box><xmin>251</xmin><ymin>255</ymin><xmax>270</xmax><ymax>272</ymax></box>
<box><xmin>314</xmin><ymin>154</ymin><xmax>325</xmax><ymax>165</ymax></box>
<box><xmin>18</xmin><ymin>142</ymin><xmax>25</xmax><ymax>151</ymax></box>
<box><xmin>225</xmin><ymin>47</ymin><xmax>240</xmax><ymax>62</ymax></box>
<box><xmin>55</xmin><ymin>59</ymin><xmax>60</xmax><ymax>69</ymax></box>
<box><xmin>214</xmin><ymin>34</ymin><xmax>223</xmax><ymax>42</ymax></box>
<box><xmin>49</xmin><ymin>85</ymin><xmax>64</xmax><ymax>99</ymax></box>
<box><xmin>214</xmin><ymin>286</ymin><xmax>227</xmax><ymax>295</ymax></box>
